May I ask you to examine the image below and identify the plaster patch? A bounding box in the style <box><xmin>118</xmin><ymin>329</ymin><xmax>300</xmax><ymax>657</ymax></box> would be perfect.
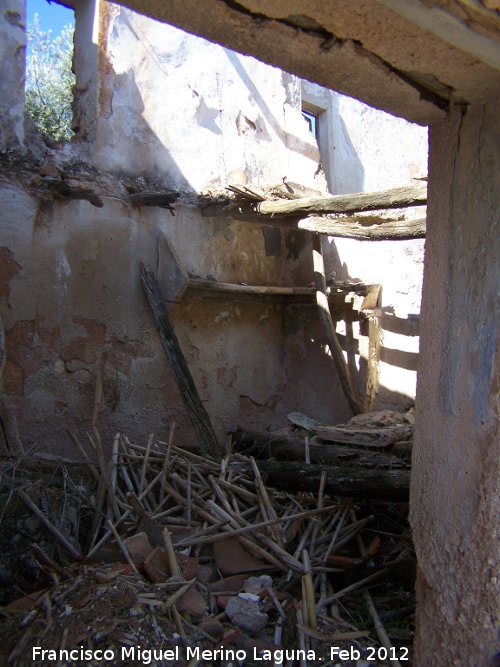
<box><xmin>54</xmin><ymin>358</ymin><xmax>66</xmax><ymax>374</ymax></box>
<box><xmin>55</xmin><ymin>249</ymin><xmax>71</xmax><ymax>280</ymax></box>
<box><xmin>215</xmin><ymin>310</ymin><xmax>231</xmax><ymax>323</ymax></box>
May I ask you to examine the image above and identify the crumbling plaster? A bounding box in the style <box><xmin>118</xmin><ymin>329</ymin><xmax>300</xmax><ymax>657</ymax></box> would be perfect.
<box><xmin>92</xmin><ymin>6</ymin><xmax>325</xmax><ymax>193</ymax></box>
<box><xmin>118</xmin><ymin>0</ymin><xmax>500</xmax><ymax>124</ymax></box>
<box><xmin>0</xmin><ymin>0</ymin><xmax>25</xmax><ymax>149</ymax></box>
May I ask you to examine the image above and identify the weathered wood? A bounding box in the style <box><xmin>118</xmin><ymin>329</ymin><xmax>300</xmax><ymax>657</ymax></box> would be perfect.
<box><xmin>229</xmin><ymin>459</ymin><xmax>410</xmax><ymax>501</ymax></box>
<box><xmin>141</xmin><ymin>265</ymin><xmax>221</xmax><ymax>458</ymax></box>
<box><xmin>254</xmin><ymin>184</ymin><xmax>427</xmax><ymax>216</ymax></box>
<box><xmin>231</xmin><ymin>429</ymin><xmax>409</xmax><ymax>469</ymax></box>
<box><xmin>267</xmin><ymin>181</ymin><xmax>325</xmax><ymax>200</ymax></box>
<box><xmin>185</xmin><ymin>278</ymin><xmax>317</xmax><ymax>296</ymax></box>
<box><xmin>312</xmin><ymin>235</ymin><xmax>363</xmax><ymax>415</ymax></box>
<box><xmin>127</xmin><ymin>191</ymin><xmax>178</xmax><ymax>213</ymax></box>
<box><xmin>298</xmin><ymin>216</ymin><xmax>426</xmax><ymax>240</ymax></box>
<box><xmin>364</xmin><ymin>312</ymin><xmax>382</xmax><ymax>411</ymax></box>
<box><xmin>314</xmin><ymin>424</ymin><xmax>413</xmax><ymax>447</ymax></box>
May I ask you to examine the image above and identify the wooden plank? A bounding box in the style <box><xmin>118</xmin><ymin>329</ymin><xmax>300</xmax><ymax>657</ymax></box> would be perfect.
<box><xmin>141</xmin><ymin>265</ymin><xmax>221</xmax><ymax>458</ymax></box>
<box><xmin>312</xmin><ymin>236</ymin><xmax>364</xmax><ymax>415</ymax></box>
<box><xmin>365</xmin><ymin>313</ymin><xmax>382</xmax><ymax>411</ymax></box>
<box><xmin>185</xmin><ymin>278</ymin><xmax>317</xmax><ymax>296</ymax></box>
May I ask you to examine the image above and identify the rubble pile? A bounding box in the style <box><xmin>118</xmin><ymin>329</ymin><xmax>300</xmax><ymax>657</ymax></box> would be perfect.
<box><xmin>0</xmin><ymin>421</ymin><xmax>415</xmax><ymax>666</ymax></box>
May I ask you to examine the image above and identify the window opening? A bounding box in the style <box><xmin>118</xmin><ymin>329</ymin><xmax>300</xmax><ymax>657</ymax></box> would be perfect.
<box><xmin>26</xmin><ymin>0</ymin><xmax>75</xmax><ymax>142</ymax></box>
<box><xmin>302</xmin><ymin>108</ymin><xmax>318</xmax><ymax>141</ymax></box>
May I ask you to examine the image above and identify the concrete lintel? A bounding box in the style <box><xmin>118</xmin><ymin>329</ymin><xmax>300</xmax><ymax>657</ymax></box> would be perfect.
<box><xmin>375</xmin><ymin>0</ymin><xmax>500</xmax><ymax>72</ymax></box>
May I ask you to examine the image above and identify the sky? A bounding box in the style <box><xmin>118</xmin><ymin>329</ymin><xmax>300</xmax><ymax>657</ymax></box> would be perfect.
<box><xmin>27</xmin><ymin>0</ymin><xmax>75</xmax><ymax>35</ymax></box>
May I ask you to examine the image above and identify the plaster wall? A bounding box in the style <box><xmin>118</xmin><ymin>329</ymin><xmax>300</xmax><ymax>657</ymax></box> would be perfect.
<box><xmin>0</xmin><ymin>0</ymin><xmax>25</xmax><ymax>149</ymax></box>
<box><xmin>0</xmin><ymin>175</ymin><xmax>326</xmax><ymax>453</ymax></box>
<box><xmin>92</xmin><ymin>5</ymin><xmax>325</xmax><ymax>194</ymax></box>
<box><xmin>0</xmin><ymin>2</ymin><xmax>333</xmax><ymax>453</ymax></box>
<box><xmin>411</xmin><ymin>100</ymin><xmax>500</xmax><ymax>666</ymax></box>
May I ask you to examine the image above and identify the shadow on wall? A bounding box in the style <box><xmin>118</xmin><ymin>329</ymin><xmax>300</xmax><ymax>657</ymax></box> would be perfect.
<box><xmin>224</xmin><ymin>49</ymin><xmax>318</xmax><ymax>156</ymax></box>
<box><xmin>98</xmin><ymin>61</ymin><xmax>193</xmax><ymax>192</ymax></box>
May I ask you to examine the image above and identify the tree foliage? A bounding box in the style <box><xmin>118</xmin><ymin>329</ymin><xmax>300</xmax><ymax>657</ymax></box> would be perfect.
<box><xmin>25</xmin><ymin>14</ymin><xmax>75</xmax><ymax>142</ymax></box>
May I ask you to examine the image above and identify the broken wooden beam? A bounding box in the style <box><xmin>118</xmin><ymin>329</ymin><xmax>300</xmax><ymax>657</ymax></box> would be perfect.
<box><xmin>252</xmin><ymin>184</ymin><xmax>427</xmax><ymax>217</ymax></box>
<box><xmin>140</xmin><ymin>265</ymin><xmax>221</xmax><ymax>458</ymax></box>
<box><xmin>312</xmin><ymin>235</ymin><xmax>364</xmax><ymax>415</ymax></box>
<box><xmin>229</xmin><ymin>459</ymin><xmax>410</xmax><ymax>501</ymax></box>
<box><xmin>230</xmin><ymin>429</ymin><xmax>409</xmax><ymax>468</ymax></box>
<box><xmin>313</xmin><ymin>424</ymin><xmax>413</xmax><ymax>447</ymax></box>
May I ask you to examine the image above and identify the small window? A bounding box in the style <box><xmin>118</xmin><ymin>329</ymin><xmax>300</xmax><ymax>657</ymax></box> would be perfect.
<box><xmin>302</xmin><ymin>109</ymin><xmax>318</xmax><ymax>141</ymax></box>
<box><xmin>26</xmin><ymin>1</ymin><xmax>75</xmax><ymax>142</ymax></box>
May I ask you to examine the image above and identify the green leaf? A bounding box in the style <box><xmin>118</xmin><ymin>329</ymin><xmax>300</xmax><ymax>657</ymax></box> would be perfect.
<box><xmin>26</xmin><ymin>14</ymin><xmax>75</xmax><ymax>142</ymax></box>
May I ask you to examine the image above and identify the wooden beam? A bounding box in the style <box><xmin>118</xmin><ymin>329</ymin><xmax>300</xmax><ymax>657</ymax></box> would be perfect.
<box><xmin>140</xmin><ymin>265</ymin><xmax>221</xmax><ymax>458</ymax></box>
<box><xmin>253</xmin><ymin>184</ymin><xmax>427</xmax><ymax>217</ymax></box>
<box><xmin>231</xmin><ymin>429</ymin><xmax>409</xmax><ymax>469</ymax></box>
<box><xmin>185</xmin><ymin>278</ymin><xmax>317</xmax><ymax>297</ymax></box>
<box><xmin>229</xmin><ymin>458</ymin><xmax>410</xmax><ymax>501</ymax></box>
<box><xmin>313</xmin><ymin>424</ymin><xmax>413</xmax><ymax>447</ymax></box>
<box><xmin>298</xmin><ymin>216</ymin><xmax>426</xmax><ymax>240</ymax></box>
<box><xmin>312</xmin><ymin>235</ymin><xmax>364</xmax><ymax>415</ymax></box>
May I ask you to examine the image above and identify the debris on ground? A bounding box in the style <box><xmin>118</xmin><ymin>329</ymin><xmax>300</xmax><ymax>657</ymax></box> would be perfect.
<box><xmin>0</xmin><ymin>419</ymin><xmax>416</xmax><ymax>666</ymax></box>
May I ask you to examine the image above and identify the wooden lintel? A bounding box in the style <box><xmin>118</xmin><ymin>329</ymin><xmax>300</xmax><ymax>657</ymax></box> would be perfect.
<box><xmin>186</xmin><ymin>278</ymin><xmax>316</xmax><ymax>297</ymax></box>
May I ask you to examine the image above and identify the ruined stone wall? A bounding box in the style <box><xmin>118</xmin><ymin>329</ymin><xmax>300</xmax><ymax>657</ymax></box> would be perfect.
<box><xmin>1</xmin><ymin>0</ymin><xmax>427</xmax><ymax>456</ymax></box>
<box><xmin>91</xmin><ymin>4</ymin><xmax>325</xmax><ymax>193</ymax></box>
<box><xmin>0</xmin><ymin>0</ymin><xmax>343</xmax><ymax>454</ymax></box>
